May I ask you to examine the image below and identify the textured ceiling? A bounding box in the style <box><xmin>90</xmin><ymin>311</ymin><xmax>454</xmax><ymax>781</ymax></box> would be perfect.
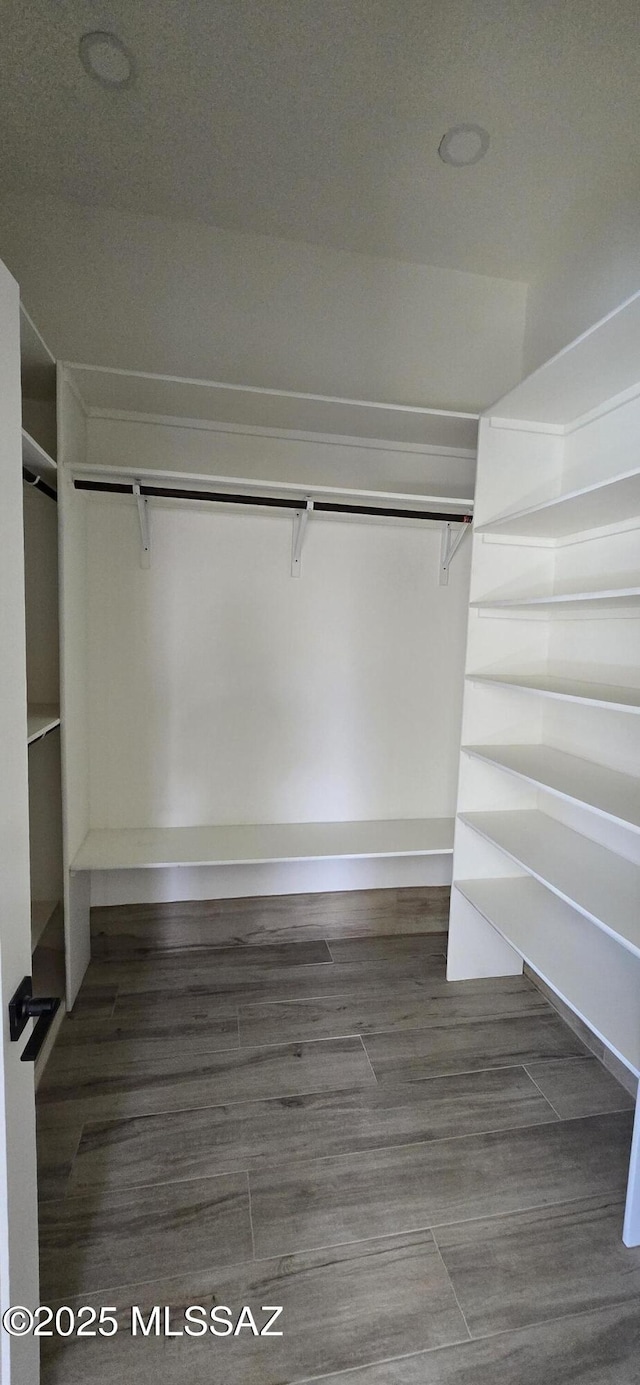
<box><xmin>2</xmin><ymin>0</ymin><xmax>639</xmax><ymax>277</ymax></box>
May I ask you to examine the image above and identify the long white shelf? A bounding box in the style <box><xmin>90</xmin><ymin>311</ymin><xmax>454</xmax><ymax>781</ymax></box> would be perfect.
<box><xmin>27</xmin><ymin>706</ymin><xmax>61</xmax><ymax>745</ymax></box>
<box><xmin>459</xmin><ymin>809</ymin><xmax>640</xmax><ymax>960</ymax></box>
<box><xmin>484</xmin><ymin>289</ymin><xmax>640</xmax><ymax>427</ymax></box>
<box><xmin>455</xmin><ymin>876</ymin><xmax>640</xmax><ymax>1076</ymax></box>
<box><xmin>475</xmin><ymin>466</ymin><xmax>640</xmax><ymax>541</ymax></box>
<box><xmin>22</xmin><ymin>429</ymin><xmax>57</xmax><ymax>483</ymax></box>
<box><xmin>66</xmin><ymin>364</ymin><xmax>479</xmax><ymax>452</ymax></box>
<box><xmin>471</xmin><ymin>586</ymin><xmax>640</xmax><ymax>613</ymax></box>
<box><xmin>467</xmin><ymin>671</ymin><xmax>640</xmax><ymax>714</ymax></box>
<box><xmin>71</xmin><ymin>817</ymin><xmax>454</xmax><ymax>871</ymax></box>
<box><xmin>463</xmin><ymin>744</ymin><xmax>640</xmax><ymax>835</ymax></box>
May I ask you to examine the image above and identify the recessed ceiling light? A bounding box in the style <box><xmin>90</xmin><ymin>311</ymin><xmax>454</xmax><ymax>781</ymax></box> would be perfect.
<box><xmin>79</xmin><ymin>31</ymin><xmax>134</xmax><ymax>89</ymax></box>
<box><xmin>438</xmin><ymin>124</ymin><xmax>490</xmax><ymax>167</ymax></box>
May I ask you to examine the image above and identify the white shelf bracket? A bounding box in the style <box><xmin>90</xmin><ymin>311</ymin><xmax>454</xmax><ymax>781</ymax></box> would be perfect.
<box><xmin>439</xmin><ymin>520</ymin><xmax>471</xmax><ymax>586</ymax></box>
<box><xmin>291</xmin><ymin>498</ymin><xmax>313</xmax><ymax>577</ymax></box>
<box><xmin>133</xmin><ymin>481</ymin><xmax>151</xmax><ymax>568</ymax></box>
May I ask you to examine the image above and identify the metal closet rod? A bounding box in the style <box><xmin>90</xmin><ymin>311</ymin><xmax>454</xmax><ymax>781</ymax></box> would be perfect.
<box><xmin>73</xmin><ymin>479</ymin><xmax>473</xmax><ymax>525</ymax></box>
<box><xmin>23</xmin><ymin>468</ymin><xmax>57</xmax><ymax>503</ymax></box>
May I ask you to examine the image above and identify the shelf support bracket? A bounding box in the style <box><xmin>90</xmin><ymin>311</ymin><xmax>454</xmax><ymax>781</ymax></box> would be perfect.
<box><xmin>439</xmin><ymin>520</ymin><xmax>471</xmax><ymax>586</ymax></box>
<box><xmin>133</xmin><ymin>481</ymin><xmax>151</xmax><ymax>568</ymax></box>
<box><xmin>291</xmin><ymin>497</ymin><xmax>313</xmax><ymax>577</ymax></box>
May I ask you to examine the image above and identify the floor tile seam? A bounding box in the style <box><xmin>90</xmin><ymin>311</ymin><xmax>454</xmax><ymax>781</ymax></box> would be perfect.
<box><xmin>39</xmin><ymin>1030</ymin><xmax>377</xmax><ymax>1078</ymax></box>
<box><xmin>39</xmin><ymin>1063</ymin><xmax>620</xmax><ymax>1125</ymax></box>
<box><xmin>230</xmin><ymin>1108</ymin><xmax>625</xmax><ymax>1178</ymax></box>
<box><xmin>284</xmin><ymin>1296</ymin><xmax>640</xmax><ymax>1384</ymax></box>
<box><xmin>358</xmin><ymin>1036</ymin><xmax>379</xmax><ymax>1086</ymax></box>
<box><xmin>236</xmin><ymin>1006</ymin><xmax>551</xmax><ymax>1044</ymax></box>
<box><xmin>65</xmin><ymin>1104</ymin><xmax>570</xmax><ymax>1197</ymax></box>
<box><xmin>41</xmin><ymin>1226</ymin><xmax>452</xmax><ymax>1308</ymax></box>
<box><xmin>59</xmin><ymin>1075</ymin><xmax>579</xmax><ymax>1151</ymax></box>
<box><xmin>41</xmin><ymin>1164</ymin><xmax>254</xmax><ymax>1207</ymax></box>
<box><xmin>246</xmin><ymin>1170</ymin><xmax>257</xmax><ymax>1260</ymax></box>
<box><xmin>36</xmin><ymin>1076</ymin><xmax>381</xmax><ymax>1125</ymax></box>
<box><xmin>58</xmin><ymin>1076</ymin><xmax>397</xmax><ymax>1136</ymax></box>
<box><xmin>431</xmin><ymin>1238</ymin><xmax>473</xmax><ymax>1342</ymax></box>
<box><xmin>358</xmin><ymin>1056</ymin><xmax>588</xmax><ymax>1085</ymax></box>
<box><xmin>249</xmin><ymin>1190</ymin><xmax>631</xmax><ymax>1264</ymax></box>
<box><xmin>521</xmin><ymin>1065</ymin><xmax>565</xmax><ymax>1119</ymax></box>
<box><xmin>50</xmin><ymin>1075</ymin><xmax>626</xmax><ymax>1144</ymax></box>
<box><xmin>91</xmin><ymin>940</ymin><xmax>336</xmax><ymax>960</ymax></box>
<box><xmin>57</xmin><ymin>1096</ymin><xmax>614</xmax><ymax>1204</ymax></box>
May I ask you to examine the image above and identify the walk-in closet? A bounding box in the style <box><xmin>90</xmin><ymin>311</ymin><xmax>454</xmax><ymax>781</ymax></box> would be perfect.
<box><xmin>2</xmin><ymin>5</ymin><xmax>640</xmax><ymax>1382</ymax></box>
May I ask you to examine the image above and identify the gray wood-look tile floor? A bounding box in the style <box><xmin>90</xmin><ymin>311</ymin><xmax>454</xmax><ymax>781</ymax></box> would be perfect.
<box><xmin>37</xmin><ymin>887</ymin><xmax>639</xmax><ymax>1384</ymax></box>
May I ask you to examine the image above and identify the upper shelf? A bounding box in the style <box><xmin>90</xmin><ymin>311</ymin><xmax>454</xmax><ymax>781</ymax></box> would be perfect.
<box><xmin>467</xmin><ymin>671</ymin><xmax>640</xmax><ymax>714</ymax></box>
<box><xmin>471</xmin><ymin>586</ymin><xmax>640</xmax><ymax>613</ymax></box>
<box><xmin>65</xmin><ymin>364</ymin><xmax>479</xmax><ymax>453</ymax></box>
<box><xmin>71</xmin><ymin>817</ymin><xmax>454</xmax><ymax>871</ymax></box>
<box><xmin>486</xmin><ymin>289</ymin><xmax>640</xmax><ymax>428</ymax></box>
<box><xmin>22</xmin><ymin>429</ymin><xmax>57</xmax><ymax>486</ymax></box>
<box><xmin>27</xmin><ymin>706</ymin><xmax>61</xmax><ymax>745</ymax></box>
<box><xmin>475</xmin><ymin>466</ymin><xmax>640</xmax><ymax>541</ymax></box>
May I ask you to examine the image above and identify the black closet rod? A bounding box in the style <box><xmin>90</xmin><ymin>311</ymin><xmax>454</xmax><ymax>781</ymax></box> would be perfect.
<box><xmin>23</xmin><ymin>468</ymin><xmax>57</xmax><ymax>503</ymax></box>
<box><xmin>73</xmin><ymin>479</ymin><xmax>473</xmax><ymax>525</ymax></box>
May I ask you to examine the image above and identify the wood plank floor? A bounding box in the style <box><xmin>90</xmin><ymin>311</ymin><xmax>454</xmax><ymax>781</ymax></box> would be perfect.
<box><xmin>37</xmin><ymin>889</ymin><xmax>639</xmax><ymax>1384</ymax></box>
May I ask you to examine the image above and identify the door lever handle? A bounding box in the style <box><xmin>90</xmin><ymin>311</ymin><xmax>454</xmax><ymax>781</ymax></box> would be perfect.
<box><xmin>8</xmin><ymin>976</ymin><xmax>61</xmax><ymax>1062</ymax></box>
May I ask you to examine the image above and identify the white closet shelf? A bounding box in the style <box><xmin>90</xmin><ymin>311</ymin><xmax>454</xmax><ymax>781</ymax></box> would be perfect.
<box><xmin>22</xmin><ymin>429</ymin><xmax>56</xmax><ymax>482</ymax></box>
<box><xmin>467</xmin><ymin>671</ymin><xmax>640</xmax><ymax>713</ymax></box>
<box><xmin>459</xmin><ymin>809</ymin><xmax>640</xmax><ymax>960</ymax></box>
<box><xmin>71</xmin><ymin>818</ymin><xmax>454</xmax><ymax>872</ymax></box>
<box><xmin>471</xmin><ymin>587</ymin><xmax>640</xmax><ymax>613</ymax></box>
<box><xmin>475</xmin><ymin>466</ymin><xmax>640</xmax><ymax>541</ymax></box>
<box><xmin>31</xmin><ymin>899</ymin><xmax>59</xmax><ymax>952</ymax></box>
<box><xmin>454</xmin><ymin>876</ymin><xmax>640</xmax><ymax>1076</ymax></box>
<box><xmin>463</xmin><ymin>743</ymin><xmax>640</xmax><ymax>835</ymax></box>
<box><xmin>27</xmin><ymin>706</ymin><xmax>61</xmax><ymax>744</ymax></box>
<box><xmin>66</xmin><ymin>364</ymin><xmax>479</xmax><ymax>452</ymax></box>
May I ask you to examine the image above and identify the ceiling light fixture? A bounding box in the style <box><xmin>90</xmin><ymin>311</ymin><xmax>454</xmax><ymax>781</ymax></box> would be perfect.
<box><xmin>79</xmin><ymin>31</ymin><xmax>134</xmax><ymax>89</ymax></box>
<box><xmin>438</xmin><ymin>124</ymin><xmax>490</xmax><ymax>167</ymax></box>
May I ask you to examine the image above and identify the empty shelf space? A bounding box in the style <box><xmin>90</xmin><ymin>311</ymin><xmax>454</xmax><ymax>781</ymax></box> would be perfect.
<box><xmin>27</xmin><ymin>706</ymin><xmax>60</xmax><ymax>744</ymax></box>
<box><xmin>463</xmin><ymin>743</ymin><xmax>640</xmax><ymax>835</ymax></box>
<box><xmin>471</xmin><ymin>586</ymin><xmax>640</xmax><ymax>612</ymax></box>
<box><xmin>454</xmin><ymin>876</ymin><xmax>640</xmax><ymax>1076</ymax></box>
<box><xmin>71</xmin><ymin>817</ymin><xmax>454</xmax><ymax>871</ymax></box>
<box><xmin>459</xmin><ymin>809</ymin><xmax>640</xmax><ymax>959</ymax></box>
<box><xmin>475</xmin><ymin>466</ymin><xmax>640</xmax><ymax>541</ymax></box>
<box><xmin>31</xmin><ymin>899</ymin><xmax>59</xmax><ymax>952</ymax></box>
<box><xmin>467</xmin><ymin>671</ymin><xmax>640</xmax><ymax>713</ymax></box>
<box><xmin>22</xmin><ymin>429</ymin><xmax>56</xmax><ymax>482</ymax></box>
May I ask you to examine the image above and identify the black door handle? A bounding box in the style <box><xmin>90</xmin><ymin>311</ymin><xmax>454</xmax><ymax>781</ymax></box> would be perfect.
<box><xmin>8</xmin><ymin>977</ymin><xmax>61</xmax><ymax>1062</ymax></box>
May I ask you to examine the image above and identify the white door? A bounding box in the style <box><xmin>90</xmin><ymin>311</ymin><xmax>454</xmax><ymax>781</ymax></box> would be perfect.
<box><xmin>0</xmin><ymin>260</ymin><xmax>41</xmax><ymax>1380</ymax></box>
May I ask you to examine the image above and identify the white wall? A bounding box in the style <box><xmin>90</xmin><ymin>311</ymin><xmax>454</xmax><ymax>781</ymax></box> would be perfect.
<box><xmin>86</xmin><ymin>494</ymin><xmax>471</xmax><ymax>831</ymax></box>
<box><xmin>0</xmin><ymin>192</ymin><xmax>526</xmax><ymax>411</ymax></box>
<box><xmin>524</xmin><ymin>180</ymin><xmax>640</xmax><ymax>375</ymax></box>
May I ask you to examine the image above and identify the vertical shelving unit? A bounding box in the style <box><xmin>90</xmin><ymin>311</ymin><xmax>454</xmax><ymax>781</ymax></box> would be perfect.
<box><xmin>448</xmin><ymin>291</ymin><xmax>640</xmax><ymax>1246</ymax></box>
<box><xmin>20</xmin><ymin>306</ymin><xmax>66</xmax><ymax>1077</ymax></box>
